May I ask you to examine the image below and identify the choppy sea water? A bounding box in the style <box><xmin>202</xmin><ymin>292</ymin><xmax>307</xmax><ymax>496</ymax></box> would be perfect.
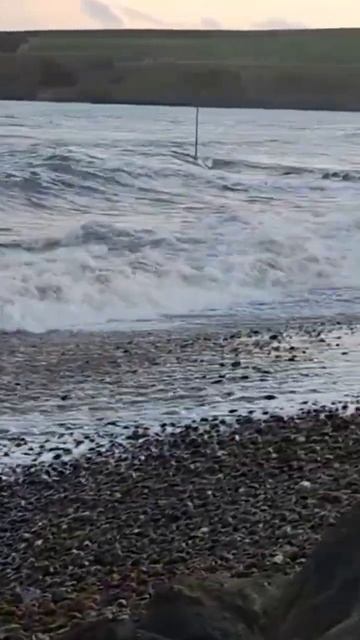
<box><xmin>1</xmin><ymin>102</ymin><xmax>360</xmax><ymax>332</ymax></box>
<box><xmin>1</xmin><ymin>101</ymin><xmax>360</xmax><ymax>464</ymax></box>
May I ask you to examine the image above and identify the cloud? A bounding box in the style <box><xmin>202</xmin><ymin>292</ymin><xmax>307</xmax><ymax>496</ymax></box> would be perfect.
<box><xmin>253</xmin><ymin>18</ymin><xmax>307</xmax><ymax>30</ymax></box>
<box><xmin>119</xmin><ymin>4</ymin><xmax>165</xmax><ymax>27</ymax></box>
<box><xmin>81</xmin><ymin>0</ymin><xmax>125</xmax><ymax>27</ymax></box>
<box><xmin>200</xmin><ymin>16</ymin><xmax>222</xmax><ymax>29</ymax></box>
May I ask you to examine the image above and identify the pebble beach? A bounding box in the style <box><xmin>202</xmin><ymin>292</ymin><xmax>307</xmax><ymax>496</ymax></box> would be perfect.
<box><xmin>1</xmin><ymin>322</ymin><xmax>360</xmax><ymax>637</ymax></box>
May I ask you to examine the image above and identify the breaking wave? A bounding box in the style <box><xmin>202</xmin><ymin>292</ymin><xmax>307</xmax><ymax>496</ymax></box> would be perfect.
<box><xmin>1</xmin><ymin>215</ymin><xmax>360</xmax><ymax>332</ymax></box>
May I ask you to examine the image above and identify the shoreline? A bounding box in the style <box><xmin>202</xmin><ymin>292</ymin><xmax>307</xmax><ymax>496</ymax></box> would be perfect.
<box><xmin>0</xmin><ymin>317</ymin><xmax>359</xmax><ymax>634</ymax></box>
<box><xmin>0</xmin><ymin>320</ymin><xmax>359</xmax><ymax>467</ymax></box>
<box><xmin>1</xmin><ymin>406</ymin><xmax>359</xmax><ymax>635</ymax></box>
<box><xmin>1</xmin><ymin>318</ymin><xmax>359</xmax><ymax>635</ymax></box>
<box><xmin>3</xmin><ymin>97</ymin><xmax>360</xmax><ymax>113</ymax></box>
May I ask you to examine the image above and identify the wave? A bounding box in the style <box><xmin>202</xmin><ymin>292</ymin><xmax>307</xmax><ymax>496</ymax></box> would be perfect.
<box><xmin>1</xmin><ymin>104</ymin><xmax>360</xmax><ymax>333</ymax></box>
<box><xmin>0</xmin><ymin>158</ymin><xmax>359</xmax><ymax>227</ymax></box>
<box><xmin>206</xmin><ymin>158</ymin><xmax>360</xmax><ymax>182</ymax></box>
<box><xmin>0</xmin><ymin>222</ymin><xmax>182</xmax><ymax>253</ymax></box>
<box><xmin>321</xmin><ymin>170</ymin><xmax>360</xmax><ymax>182</ymax></box>
<box><xmin>0</xmin><ymin>148</ymin><xmax>141</xmax><ymax>200</ymax></box>
<box><xmin>171</xmin><ymin>152</ymin><xmax>360</xmax><ymax>183</ymax></box>
<box><xmin>3</xmin><ymin>148</ymin><xmax>360</xmax><ymax>201</ymax></box>
<box><xmin>0</xmin><ymin>219</ymin><xmax>359</xmax><ymax>332</ymax></box>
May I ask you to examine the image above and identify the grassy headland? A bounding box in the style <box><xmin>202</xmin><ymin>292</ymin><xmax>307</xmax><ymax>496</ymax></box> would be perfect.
<box><xmin>1</xmin><ymin>29</ymin><xmax>360</xmax><ymax>110</ymax></box>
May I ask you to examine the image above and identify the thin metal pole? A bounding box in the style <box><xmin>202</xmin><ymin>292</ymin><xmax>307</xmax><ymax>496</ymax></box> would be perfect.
<box><xmin>194</xmin><ymin>106</ymin><xmax>199</xmax><ymax>161</ymax></box>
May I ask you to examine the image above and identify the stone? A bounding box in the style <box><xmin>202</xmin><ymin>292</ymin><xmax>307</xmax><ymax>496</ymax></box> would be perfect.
<box><xmin>139</xmin><ymin>575</ymin><xmax>284</xmax><ymax>640</ymax></box>
<box><xmin>50</xmin><ymin>589</ymin><xmax>70</xmax><ymax>604</ymax></box>
<box><xmin>297</xmin><ymin>480</ymin><xmax>312</xmax><ymax>493</ymax></box>
<box><xmin>60</xmin><ymin>620</ymin><xmax>168</xmax><ymax>640</ymax></box>
<box><xmin>273</xmin><ymin>501</ymin><xmax>360</xmax><ymax>640</ymax></box>
<box><xmin>272</xmin><ymin>554</ymin><xmax>285</xmax><ymax>566</ymax></box>
<box><xmin>0</xmin><ymin>624</ymin><xmax>25</xmax><ymax>640</ymax></box>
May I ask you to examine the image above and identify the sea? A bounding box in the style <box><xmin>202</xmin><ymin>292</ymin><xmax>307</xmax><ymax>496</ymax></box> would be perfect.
<box><xmin>1</xmin><ymin>101</ymin><xmax>360</xmax><ymax>332</ymax></box>
<box><xmin>1</xmin><ymin>101</ymin><xmax>360</xmax><ymax>464</ymax></box>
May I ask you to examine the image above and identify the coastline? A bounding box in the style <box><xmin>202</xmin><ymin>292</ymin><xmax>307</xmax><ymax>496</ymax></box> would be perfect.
<box><xmin>4</xmin><ymin>97</ymin><xmax>360</xmax><ymax>113</ymax></box>
<box><xmin>0</xmin><ymin>320</ymin><xmax>359</xmax><ymax>466</ymax></box>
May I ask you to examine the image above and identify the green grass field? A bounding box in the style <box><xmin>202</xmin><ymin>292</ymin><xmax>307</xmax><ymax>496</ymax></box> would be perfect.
<box><xmin>11</xmin><ymin>28</ymin><xmax>360</xmax><ymax>65</ymax></box>
<box><xmin>1</xmin><ymin>29</ymin><xmax>360</xmax><ymax>110</ymax></box>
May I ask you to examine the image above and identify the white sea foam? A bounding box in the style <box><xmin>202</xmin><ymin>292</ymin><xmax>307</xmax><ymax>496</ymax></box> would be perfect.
<box><xmin>0</xmin><ymin>212</ymin><xmax>359</xmax><ymax>332</ymax></box>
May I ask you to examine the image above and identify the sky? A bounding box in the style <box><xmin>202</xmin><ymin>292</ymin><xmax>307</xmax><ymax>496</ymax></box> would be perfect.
<box><xmin>1</xmin><ymin>0</ymin><xmax>360</xmax><ymax>31</ymax></box>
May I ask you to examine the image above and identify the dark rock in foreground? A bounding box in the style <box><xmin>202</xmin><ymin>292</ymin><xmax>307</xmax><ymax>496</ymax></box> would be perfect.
<box><xmin>61</xmin><ymin>502</ymin><xmax>360</xmax><ymax>640</ymax></box>
<box><xmin>273</xmin><ymin>501</ymin><xmax>360</xmax><ymax>640</ymax></box>
<box><xmin>140</xmin><ymin>576</ymin><xmax>284</xmax><ymax>640</ymax></box>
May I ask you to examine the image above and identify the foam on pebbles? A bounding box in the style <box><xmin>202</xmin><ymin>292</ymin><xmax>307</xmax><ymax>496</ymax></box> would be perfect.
<box><xmin>0</xmin><ymin>320</ymin><xmax>360</xmax><ymax>465</ymax></box>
